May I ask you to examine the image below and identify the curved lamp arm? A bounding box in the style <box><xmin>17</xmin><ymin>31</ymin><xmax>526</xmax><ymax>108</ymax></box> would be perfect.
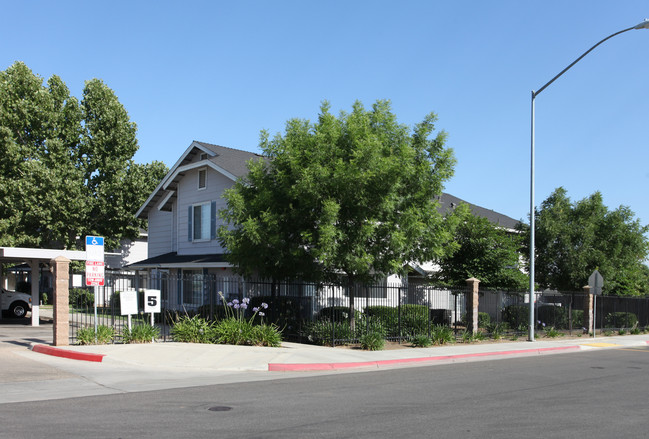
<box><xmin>534</xmin><ymin>19</ymin><xmax>649</xmax><ymax>98</ymax></box>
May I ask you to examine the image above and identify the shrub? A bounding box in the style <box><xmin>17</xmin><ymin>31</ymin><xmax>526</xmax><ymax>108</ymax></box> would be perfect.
<box><xmin>302</xmin><ymin>320</ymin><xmax>357</xmax><ymax>345</ymax></box>
<box><xmin>462</xmin><ymin>311</ymin><xmax>491</xmax><ymax>328</ymax></box>
<box><xmin>123</xmin><ymin>324</ymin><xmax>160</xmax><ymax>343</ymax></box>
<box><xmin>70</xmin><ymin>288</ymin><xmax>94</xmax><ymax>308</ymax></box>
<box><xmin>77</xmin><ymin>325</ymin><xmax>114</xmax><ymax>345</ymax></box>
<box><xmin>211</xmin><ymin>295</ymin><xmax>282</xmax><ymax>346</ymax></box>
<box><xmin>543</xmin><ymin>326</ymin><xmax>563</xmax><ymax>338</ymax></box>
<box><xmin>252</xmin><ymin>324</ymin><xmax>282</xmax><ymax>347</ymax></box>
<box><xmin>571</xmin><ymin>309</ymin><xmax>584</xmax><ymax>328</ymax></box>
<box><xmin>110</xmin><ymin>291</ymin><xmax>121</xmax><ymax>309</ymax></box>
<box><xmin>171</xmin><ymin>315</ymin><xmax>214</xmax><ymax>343</ymax></box>
<box><xmin>537</xmin><ymin>305</ymin><xmax>569</xmax><ymax>329</ymax></box>
<box><xmin>250</xmin><ymin>296</ymin><xmax>306</xmax><ymax>335</ymax></box>
<box><xmin>213</xmin><ymin>317</ymin><xmax>255</xmax><ymax>345</ymax></box>
<box><xmin>360</xmin><ymin>332</ymin><xmax>385</xmax><ymax>351</ymax></box>
<box><xmin>461</xmin><ymin>329</ymin><xmax>474</xmax><ymax>344</ymax></box>
<box><xmin>502</xmin><ymin>305</ymin><xmax>528</xmax><ymax>328</ymax></box>
<box><xmin>317</xmin><ymin>306</ymin><xmax>362</xmax><ymax>323</ymax></box>
<box><xmin>488</xmin><ymin>322</ymin><xmax>506</xmax><ymax>340</ymax></box>
<box><xmin>605</xmin><ymin>312</ymin><xmax>638</xmax><ymax>329</ymax></box>
<box><xmin>431</xmin><ymin>325</ymin><xmax>455</xmax><ymax>345</ymax></box>
<box><xmin>411</xmin><ymin>335</ymin><xmax>432</xmax><ymax>347</ymax></box>
<box><xmin>365</xmin><ymin>305</ymin><xmax>429</xmax><ymax>338</ymax></box>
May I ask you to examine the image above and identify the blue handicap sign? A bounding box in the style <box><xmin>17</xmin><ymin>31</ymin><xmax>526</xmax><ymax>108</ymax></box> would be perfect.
<box><xmin>86</xmin><ymin>236</ymin><xmax>104</xmax><ymax>247</ymax></box>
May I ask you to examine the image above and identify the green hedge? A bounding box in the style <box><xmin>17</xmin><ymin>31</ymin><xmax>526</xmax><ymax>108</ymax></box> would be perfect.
<box><xmin>365</xmin><ymin>305</ymin><xmax>429</xmax><ymax>337</ymax></box>
<box><xmin>502</xmin><ymin>305</ymin><xmax>528</xmax><ymax>330</ymax></box>
<box><xmin>605</xmin><ymin>312</ymin><xmax>638</xmax><ymax>329</ymax></box>
<box><xmin>249</xmin><ymin>296</ymin><xmax>307</xmax><ymax>335</ymax></box>
<box><xmin>69</xmin><ymin>288</ymin><xmax>94</xmax><ymax>308</ymax></box>
<box><xmin>317</xmin><ymin>306</ymin><xmax>361</xmax><ymax>323</ymax></box>
<box><xmin>504</xmin><ymin>304</ymin><xmax>584</xmax><ymax>330</ymax></box>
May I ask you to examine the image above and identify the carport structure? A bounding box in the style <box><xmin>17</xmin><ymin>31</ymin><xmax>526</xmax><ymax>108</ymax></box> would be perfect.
<box><xmin>1</xmin><ymin>247</ymin><xmax>86</xmax><ymax>345</ymax></box>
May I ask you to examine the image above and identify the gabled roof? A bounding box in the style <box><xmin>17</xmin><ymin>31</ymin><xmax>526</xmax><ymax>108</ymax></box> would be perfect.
<box><xmin>136</xmin><ymin>141</ymin><xmax>264</xmax><ymax>219</ymax></box>
<box><xmin>438</xmin><ymin>193</ymin><xmax>520</xmax><ymax>229</ymax></box>
<box><xmin>136</xmin><ymin>141</ymin><xmax>520</xmax><ymax>230</ymax></box>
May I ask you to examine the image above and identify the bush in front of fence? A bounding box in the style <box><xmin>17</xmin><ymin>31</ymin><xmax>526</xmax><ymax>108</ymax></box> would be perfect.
<box><xmin>122</xmin><ymin>324</ymin><xmax>160</xmax><ymax>343</ymax></box>
<box><xmin>250</xmin><ymin>296</ymin><xmax>305</xmax><ymax>335</ymax></box>
<box><xmin>317</xmin><ymin>306</ymin><xmax>362</xmax><ymax>323</ymax></box>
<box><xmin>605</xmin><ymin>312</ymin><xmax>638</xmax><ymax>329</ymax></box>
<box><xmin>302</xmin><ymin>320</ymin><xmax>356</xmax><ymax>345</ymax></box>
<box><xmin>365</xmin><ymin>305</ymin><xmax>429</xmax><ymax>338</ymax></box>
<box><xmin>69</xmin><ymin>288</ymin><xmax>94</xmax><ymax>308</ymax></box>
<box><xmin>502</xmin><ymin>305</ymin><xmax>529</xmax><ymax>330</ymax></box>
<box><xmin>77</xmin><ymin>325</ymin><xmax>114</xmax><ymax>345</ymax></box>
<box><xmin>503</xmin><ymin>304</ymin><xmax>584</xmax><ymax>331</ymax></box>
<box><xmin>171</xmin><ymin>315</ymin><xmax>214</xmax><ymax>343</ymax></box>
<box><xmin>461</xmin><ymin>311</ymin><xmax>491</xmax><ymax>329</ymax></box>
<box><xmin>537</xmin><ymin>305</ymin><xmax>568</xmax><ymax>329</ymax></box>
<box><xmin>359</xmin><ymin>332</ymin><xmax>385</xmax><ymax>350</ymax></box>
<box><xmin>169</xmin><ymin>299</ymin><xmax>282</xmax><ymax>347</ymax></box>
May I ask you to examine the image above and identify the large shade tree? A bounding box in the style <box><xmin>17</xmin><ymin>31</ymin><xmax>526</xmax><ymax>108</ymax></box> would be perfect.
<box><xmin>219</xmin><ymin>100</ymin><xmax>458</xmax><ymax>286</ymax></box>
<box><xmin>519</xmin><ymin>187</ymin><xmax>649</xmax><ymax>296</ymax></box>
<box><xmin>0</xmin><ymin>62</ymin><xmax>167</xmax><ymax>250</ymax></box>
<box><xmin>433</xmin><ymin>203</ymin><xmax>528</xmax><ymax>290</ymax></box>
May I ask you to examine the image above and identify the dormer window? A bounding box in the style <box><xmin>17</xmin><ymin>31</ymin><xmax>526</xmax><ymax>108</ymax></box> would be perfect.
<box><xmin>199</xmin><ymin>153</ymin><xmax>208</xmax><ymax>161</ymax></box>
<box><xmin>198</xmin><ymin>168</ymin><xmax>207</xmax><ymax>190</ymax></box>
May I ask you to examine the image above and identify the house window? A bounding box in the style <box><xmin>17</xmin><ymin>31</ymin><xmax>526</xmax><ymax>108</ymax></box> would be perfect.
<box><xmin>188</xmin><ymin>201</ymin><xmax>216</xmax><ymax>242</ymax></box>
<box><xmin>199</xmin><ymin>152</ymin><xmax>208</xmax><ymax>161</ymax></box>
<box><xmin>182</xmin><ymin>270</ymin><xmax>203</xmax><ymax>306</ymax></box>
<box><xmin>198</xmin><ymin>168</ymin><xmax>207</xmax><ymax>190</ymax></box>
<box><xmin>192</xmin><ymin>203</ymin><xmax>210</xmax><ymax>241</ymax></box>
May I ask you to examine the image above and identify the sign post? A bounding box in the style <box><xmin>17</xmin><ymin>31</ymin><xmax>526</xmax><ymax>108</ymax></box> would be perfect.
<box><xmin>144</xmin><ymin>289</ymin><xmax>161</xmax><ymax>342</ymax></box>
<box><xmin>588</xmin><ymin>270</ymin><xmax>604</xmax><ymax>338</ymax></box>
<box><xmin>120</xmin><ymin>289</ymin><xmax>139</xmax><ymax>332</ymax></box>
<box><xmin>85</xmin><ymin>236</ymin><xmax>105</xmax><ymax>338</ymax></box>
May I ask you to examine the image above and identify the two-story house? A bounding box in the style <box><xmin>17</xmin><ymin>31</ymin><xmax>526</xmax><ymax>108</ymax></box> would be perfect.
<box><xmin>131</xmin><ymin>140</ymin><xmax>519</xmax><ymax>310</ymax></box>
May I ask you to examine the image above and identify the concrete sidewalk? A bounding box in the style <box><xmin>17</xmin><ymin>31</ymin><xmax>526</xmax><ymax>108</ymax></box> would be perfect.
<box><xmin>3</xmin><ymin>322</ymin><xmax>649</xmax><ymax>404</ymax></box>
<box><xmin>29</xmin><ymin>333</ymin><xmax>649</xmax><ymax>372</ymax></box>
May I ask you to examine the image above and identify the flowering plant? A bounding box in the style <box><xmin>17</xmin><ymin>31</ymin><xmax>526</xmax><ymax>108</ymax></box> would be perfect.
<box><xmin>215</xmin><ymin>292</ymin><xmax>280</xmax><ymax>347</ymax></box>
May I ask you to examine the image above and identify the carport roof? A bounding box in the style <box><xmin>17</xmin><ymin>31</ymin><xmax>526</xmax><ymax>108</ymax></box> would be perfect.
<box><xmin>0</xmin><ymin>247</ymin><xmax>87</xmax><ymax>263</ymax></box>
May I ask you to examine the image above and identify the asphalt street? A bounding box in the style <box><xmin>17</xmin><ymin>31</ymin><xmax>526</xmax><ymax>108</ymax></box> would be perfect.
<box><xmin>1</xmin><ymin>346</ymin><xmax>648</xmax><ymax>439</ymax></box>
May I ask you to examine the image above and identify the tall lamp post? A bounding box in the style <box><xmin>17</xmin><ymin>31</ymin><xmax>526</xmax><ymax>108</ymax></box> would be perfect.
<box><xmin>529</xmin><ymin>19</ymin><xmax>649</xmax><ymax>342</ymax></box>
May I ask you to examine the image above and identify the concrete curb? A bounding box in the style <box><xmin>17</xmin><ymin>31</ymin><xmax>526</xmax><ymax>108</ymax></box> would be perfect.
<box><xmin>268</xmin><ymin>345</ymin><xmax>582</xmax><ymax>371</ymax></box>
<box><xmin>31</xmin><ymin>344</ymin><xmax>105</xmax><ymax>363</ymax></box>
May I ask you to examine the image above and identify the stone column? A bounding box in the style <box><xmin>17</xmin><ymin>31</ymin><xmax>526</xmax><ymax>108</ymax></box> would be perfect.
<box><xmin>51</xmin><ymin>256</ymin><xmax>70</xmax><ymax>346</ymax></box>
<box><xmin>583</xmin><ymin>285</ymin><xmax>593</xmax><ymax>335</ymax></box>
<box><xmin>465</xmin><ymin>277</ymin><xmax>481</xmax><ymax>334</ymax></box>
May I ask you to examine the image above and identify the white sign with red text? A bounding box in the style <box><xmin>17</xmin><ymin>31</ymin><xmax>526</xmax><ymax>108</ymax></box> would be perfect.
<box><xmin>85</xmin><ymin>261</ymin><xmax>105</xmax><ymax>286</ymax></box>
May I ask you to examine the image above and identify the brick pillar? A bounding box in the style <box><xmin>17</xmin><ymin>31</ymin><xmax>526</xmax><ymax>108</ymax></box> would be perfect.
<box><xmin>583</xmin><ymin>285</ymin><xmax>593</xmax><ymax>334</ymax></box>
<box><xmin>465</xmin><ymin>278</ymin><xmax>481</xmax><ymax>334</ymax></box>
<box><xmin>51</xmin><ymin>256</ymin><xmax>70</xmax><ymax>346</ymax></box>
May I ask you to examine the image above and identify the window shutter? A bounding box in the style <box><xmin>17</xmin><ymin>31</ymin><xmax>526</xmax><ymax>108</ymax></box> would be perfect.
<box><xmin>188</xmin><ymin>206</ymin><xmax>193</xmax><ymax>241</ymax></box>
<box><xmin>210</xmin><ymin>201</ymin><xmax>217</xmax><ymax>240</ymax></box>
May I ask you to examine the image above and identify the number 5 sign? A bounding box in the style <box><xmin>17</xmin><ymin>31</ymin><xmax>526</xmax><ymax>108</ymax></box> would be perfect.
<box><xmin>144</xmin><ymin>289</ymin><xmax>161</xmax><ymax>313</ymax></box>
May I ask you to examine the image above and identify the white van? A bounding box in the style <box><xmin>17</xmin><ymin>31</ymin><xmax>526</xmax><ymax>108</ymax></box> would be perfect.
<box><xmin>1</xmin><ymin>288</ymin><xmax>32</xmax><ymax>318</ymax></box>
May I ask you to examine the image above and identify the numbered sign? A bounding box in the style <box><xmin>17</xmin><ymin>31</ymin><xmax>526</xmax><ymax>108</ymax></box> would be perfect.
<box><xmin>144</xmin><ymin>289</ymin><xmax>161</xmax><ymax>313</ymax></box>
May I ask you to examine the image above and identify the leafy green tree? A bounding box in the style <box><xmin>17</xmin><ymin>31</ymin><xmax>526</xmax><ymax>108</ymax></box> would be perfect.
<box><xmin>0</xmin><ymin>62</ymin><xmax>167</xmax><ymax>250</ymax></box>
<box><xmin>519</xmin><ymin>187</ymin><xmax>649</xmax><ymax>295</ymax></box>
<box><xmin>219</xmin><ymin>100</ymin><xmax>458</xmax><ymax>286</ymax></box>
<box><xmin>433</xmin><ymin>203</ymin><xmax>528</xmax><ymax>290</ymax></box>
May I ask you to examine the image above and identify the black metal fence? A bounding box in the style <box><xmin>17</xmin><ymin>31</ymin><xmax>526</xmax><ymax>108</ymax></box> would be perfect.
<box><xmin>67</xmin><ymin>271</ymin><xmax>649</xmax><ymax>345</ymax></box>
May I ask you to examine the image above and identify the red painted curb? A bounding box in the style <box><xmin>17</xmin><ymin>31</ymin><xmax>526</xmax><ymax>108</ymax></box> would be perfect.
<box><xmin>268</xmin><ymin>345</ymin><xmax>581</xmax><ymax>372</ymax></box>
<box><xmin>31</xmin><ymin>344</ymin><xmax>105</xmax><ymax>363</ymax></box>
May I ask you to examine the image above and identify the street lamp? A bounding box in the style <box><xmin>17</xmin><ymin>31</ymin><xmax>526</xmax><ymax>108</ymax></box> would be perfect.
<box><xmin>528</xmin><ymin>19</ymin><xmax>649</xmax><ymax>342</ymax></box>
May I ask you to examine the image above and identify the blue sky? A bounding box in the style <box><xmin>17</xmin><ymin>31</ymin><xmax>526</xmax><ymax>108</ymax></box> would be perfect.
<box><xmin>2</xmin><ymin>1</ymin><xmax>648</xmax><ymax>228</ymax></box>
